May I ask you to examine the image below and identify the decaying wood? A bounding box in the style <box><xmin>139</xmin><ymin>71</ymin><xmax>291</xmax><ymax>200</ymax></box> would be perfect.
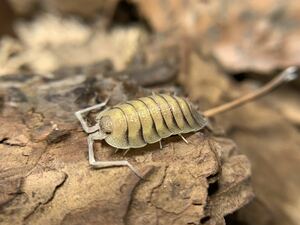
<box><xmin>0</xmin><ymin>68</ymin><xmax>253</xmax><ymax>225</ymax></box>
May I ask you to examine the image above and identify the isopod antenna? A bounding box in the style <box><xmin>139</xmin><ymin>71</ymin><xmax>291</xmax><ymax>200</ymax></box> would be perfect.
<box><xmin>203</xmin><ymin>66</ymin><xmax>298</xmax><ymax>118</ymax></box>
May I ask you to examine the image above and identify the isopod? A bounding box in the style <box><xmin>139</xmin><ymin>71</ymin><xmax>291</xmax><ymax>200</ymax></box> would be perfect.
<box><xmin>75</xmin><ymin>67</ymin><xmax>298</xmax><ymax>178</ymax></box>
<box><xmin>75</xmin><ymin>94</ymin><xmax>207</xmax><ymax>177</ymax></box>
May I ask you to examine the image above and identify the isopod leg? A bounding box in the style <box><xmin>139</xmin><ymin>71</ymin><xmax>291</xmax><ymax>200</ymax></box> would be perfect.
<box><xmin>123</xmin><ymin>149</ymin><xmax>130</xmax><ymax>156</ymax></box>
<box><xmin>87</xmin><ymin>133</ymin><xmax>143</xmax><ymax>178</ymax></box>
<box><xmin>75</xmin><ymin>98</ymin><xmax>109</xmax><ymax>133</ymax></box>
<box><xmin>178</xmin><ymin>134</ymin><xmax>189</xmax><ymax>144</ymax></box>
<box><xmin>159</xmin><ymin>141</ymin><xmax>163</xmax><ymax>149</ymax></box>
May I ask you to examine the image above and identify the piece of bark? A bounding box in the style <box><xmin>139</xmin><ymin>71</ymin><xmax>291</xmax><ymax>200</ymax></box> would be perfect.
<box><xmin>179</xmin><ymin>50</ymin><xmax>300</xmax><ymax>225</ymax></box>
<box><xmin>0</xmin><ymin>70</ymin><xmax>253</xmax><ymax>225</ymax></box>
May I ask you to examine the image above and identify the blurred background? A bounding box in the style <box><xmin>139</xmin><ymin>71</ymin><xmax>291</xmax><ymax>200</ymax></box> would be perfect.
<box><xmin>0</xmin><ymin>0</ymin><xmax>299</xmax><ymax>225</ymax></box>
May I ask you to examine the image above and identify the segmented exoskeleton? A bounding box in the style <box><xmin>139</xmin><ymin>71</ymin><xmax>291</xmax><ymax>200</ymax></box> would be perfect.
<box><xmin>75</xmin><ymin>94</ymin><xmax>207</xmax><ymax>177</ymax></box>
<box><xmin>97</xmin><ymin>94</ymin><xmax>207</xmax><ymax>149</ymax></box>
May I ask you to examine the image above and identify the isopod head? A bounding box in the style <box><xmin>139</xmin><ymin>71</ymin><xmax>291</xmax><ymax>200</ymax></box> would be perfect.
<box><xmin>95</xmin><ymin>108</ymin><xmax>130</xmax><ymax>149</ymax></box>
<box><xmin>99</xmin><ymin>115</ymin><xmax>113</xmax><ymax>135</ymax></box>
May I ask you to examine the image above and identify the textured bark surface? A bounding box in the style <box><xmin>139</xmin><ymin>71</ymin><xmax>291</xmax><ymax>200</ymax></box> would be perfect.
<box><xmin>1</xmin><ymin>2</ymin><xmax>300</xmax><ymax>224</ymax></box>
<box><xmin>0</xmin><ymin>69</ymin><xmax>253</xmax><ymax>225</ymax></box>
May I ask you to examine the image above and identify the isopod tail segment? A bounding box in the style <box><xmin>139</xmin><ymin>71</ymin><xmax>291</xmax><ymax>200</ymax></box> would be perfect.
<box><xmin>75</xmin><ymin>98</ymin><xmax>144</xmax><ymax>179</ymax></box>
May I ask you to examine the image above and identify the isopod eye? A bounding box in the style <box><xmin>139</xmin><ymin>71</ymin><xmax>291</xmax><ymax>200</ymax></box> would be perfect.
<box><xmin>99</xmin><ymin>116</ymin><xmax>113</xmax><ymax>135</ymax></box>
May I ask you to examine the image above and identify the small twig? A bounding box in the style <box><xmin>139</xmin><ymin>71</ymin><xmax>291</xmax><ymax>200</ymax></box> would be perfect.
<box><xmin>203</xmin><ymin>67</ymin><xmax>298</xmax><ymax>118</ymax></box>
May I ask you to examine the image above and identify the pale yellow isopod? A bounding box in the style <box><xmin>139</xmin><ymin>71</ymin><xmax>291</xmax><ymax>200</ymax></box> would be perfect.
<box><xmin>75</xmin><ymin>94</ymin><xmax>207</xmax><ymax>177</ymax></box>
